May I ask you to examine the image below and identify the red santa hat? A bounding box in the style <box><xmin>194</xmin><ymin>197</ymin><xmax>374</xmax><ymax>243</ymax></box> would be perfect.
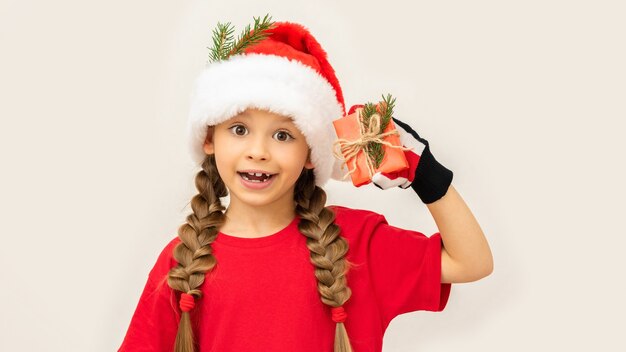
<box><xmin>187</xmin><ymin>20</ymin><xmax>349</xmax><ymax>187</ymax></box>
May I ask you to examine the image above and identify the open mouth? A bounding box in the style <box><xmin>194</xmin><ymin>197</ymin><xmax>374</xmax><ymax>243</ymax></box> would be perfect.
<box><xmin>238</xmin><ymin>172</ymin><xmax>276</xmax><ymax>183</ymax></box>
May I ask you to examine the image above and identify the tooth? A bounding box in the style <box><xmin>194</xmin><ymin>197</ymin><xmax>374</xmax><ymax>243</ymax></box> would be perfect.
<box><xmin>254</xmin><ymin>173</ymin><xmax>262</xmax><ymax>176</ymax></box>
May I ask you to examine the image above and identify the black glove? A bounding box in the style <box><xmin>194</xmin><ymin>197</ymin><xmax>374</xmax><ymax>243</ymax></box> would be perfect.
<box><xmin>371</xmin><ymin>117</ymin><xmax>453</xmax><ymax>204</ymax></box>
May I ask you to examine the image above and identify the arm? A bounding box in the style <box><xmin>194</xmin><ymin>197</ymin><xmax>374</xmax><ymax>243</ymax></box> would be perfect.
<box><xmin>367</xmin><ymin>114</ymin><xmax>493</xmax><ymax>283</ymax></box>
<box><xmin>426</xmin><ymin>184</ymin><xmax>493</xmax><ymax>283</ymax></box>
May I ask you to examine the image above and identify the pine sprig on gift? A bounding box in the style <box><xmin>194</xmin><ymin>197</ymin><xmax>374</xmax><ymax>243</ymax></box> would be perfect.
<box><xmin>360</xmin><ymin>94</ymin><xmax>396</xmax><ymax>168</ymax></box>
<box><xmin>378</xmin><ymin>93</ymin><xmax>396</xmax><ymax>128</ymax></box>
<box><xmin>207</xmin><ymin>14</ymin><xmax>275</xmax><ymax>63</ymax></box>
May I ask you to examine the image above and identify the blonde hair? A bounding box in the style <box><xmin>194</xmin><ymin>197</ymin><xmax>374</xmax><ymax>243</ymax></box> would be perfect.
<box><xmin>167</xmin><ymin>153</ymin><xmax>355</xmax><ymax>352</ymax></box>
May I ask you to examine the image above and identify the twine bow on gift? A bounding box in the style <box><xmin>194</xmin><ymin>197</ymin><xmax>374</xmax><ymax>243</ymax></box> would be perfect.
<box><xmin>332</xmin><ymin>107</ymin><xmax>413</xmax><ymax>181</ymax></box>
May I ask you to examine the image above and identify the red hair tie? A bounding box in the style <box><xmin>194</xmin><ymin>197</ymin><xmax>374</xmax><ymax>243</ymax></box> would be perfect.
<box><xmin>331</xmin><ymin>306</ymin><xmax>347</xmax><ymax>323</ymax></box>
<box><xmin>179</xmin><ymin>293</ymin><xmax>195</xmax><ymax>312</ymax></box>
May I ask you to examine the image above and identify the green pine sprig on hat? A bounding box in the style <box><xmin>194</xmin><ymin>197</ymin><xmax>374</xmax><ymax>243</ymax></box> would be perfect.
<box><xmin>360</xmin><ymin>94</ymin><xmax>397</xmax><ymax>169</ymax></box>
<box><xmin>207</xmin><ymin>14</ymin><xmax>276</xmax><ymax>63</ymax></box>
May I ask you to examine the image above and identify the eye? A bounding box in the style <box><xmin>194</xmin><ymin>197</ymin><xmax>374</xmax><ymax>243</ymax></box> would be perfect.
<box><xmin>274</xmin><ymin>130</ymin><xmax>295</xmax><ymax>142</ymax></box>
<box><xmin>228</xmin><ymin>124</ymin><xmax>248</xmax><ymax>136</ymax></box>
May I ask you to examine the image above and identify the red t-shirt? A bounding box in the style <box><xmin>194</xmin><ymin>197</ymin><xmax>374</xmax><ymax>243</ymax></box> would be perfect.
<box><xmin>118</xmin><ymin>205</ymin><xmax>451</xmax><ymax>352</ymax></box>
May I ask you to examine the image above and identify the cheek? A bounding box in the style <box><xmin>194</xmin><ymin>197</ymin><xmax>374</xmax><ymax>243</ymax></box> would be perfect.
<box><xmin>213</xmin><ymin>147</ymin><xmax>236</xmax><ymax>173</ymax></box>
<box><xmin>277</xmin><ymin>146</ymin><xmax>308</xmax><ymax>166</ymax></box>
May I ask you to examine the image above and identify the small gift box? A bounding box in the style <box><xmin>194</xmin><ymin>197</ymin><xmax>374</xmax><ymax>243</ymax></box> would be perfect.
<box><xmin>332</xmin><ymin>94</ymin><xmax>411</xmax><ymax>187</ymax></box>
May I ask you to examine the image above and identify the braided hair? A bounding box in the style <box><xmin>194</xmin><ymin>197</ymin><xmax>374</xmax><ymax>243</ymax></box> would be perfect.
<box><xmin>167</xmin><ymin>153</ymin><xmax>356</xmax><ymax>352</ymax></box>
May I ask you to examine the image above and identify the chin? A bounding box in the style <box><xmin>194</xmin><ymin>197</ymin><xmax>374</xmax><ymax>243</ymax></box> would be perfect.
<box><xmin>233</xmin><ymin>192</ymin><xmax>284</xmax><ymax>207</ymax></box>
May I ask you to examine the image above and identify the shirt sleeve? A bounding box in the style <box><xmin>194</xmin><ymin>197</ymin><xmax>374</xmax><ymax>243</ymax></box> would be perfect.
<box><xmin>367</xmin><ymin>213</ymin><xmax>451</xmax><ymax>328</ymax></box>
<box><xmin>118</xmin><ymin>238</ymin><xmax>181</xmax><ymax>352</ymax></box>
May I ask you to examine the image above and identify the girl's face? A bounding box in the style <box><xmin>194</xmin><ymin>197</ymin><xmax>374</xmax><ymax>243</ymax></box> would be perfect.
<box><xmin>203</xmin><ymin>108</ymin><xmax>314</xmax><ymax>208</ymax></box>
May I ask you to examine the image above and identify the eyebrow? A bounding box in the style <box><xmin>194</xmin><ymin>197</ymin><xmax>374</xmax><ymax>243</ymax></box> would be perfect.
<box><xmin>236</xmin><ymin>112</ymin><xmax>293</xmax><ymax>122</ymax></box>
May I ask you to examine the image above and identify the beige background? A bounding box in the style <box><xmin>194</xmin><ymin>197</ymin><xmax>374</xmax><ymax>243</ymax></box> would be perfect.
<box><xmin>1</xmin><ymin>0</ymin><xmax>625</xmax><ymax>351</ymax></box>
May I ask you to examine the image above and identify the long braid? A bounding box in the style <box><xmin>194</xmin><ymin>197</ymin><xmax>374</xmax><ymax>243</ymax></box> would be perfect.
<box><xmin>294</xmin><ymin>168</ymin><xmax>356</xmax><ymax>352</ymax></box>
<box><xmin>167</xmin><ymin>154</ymin><xmax>228</xmax><ymax>352</ymax></box>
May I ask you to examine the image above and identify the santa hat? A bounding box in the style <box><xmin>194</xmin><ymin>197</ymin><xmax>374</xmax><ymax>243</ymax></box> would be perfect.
<box><xmin>187</xmin><ymin>20</ymin><xmax>349</xmax><ymax>187</ymax></box>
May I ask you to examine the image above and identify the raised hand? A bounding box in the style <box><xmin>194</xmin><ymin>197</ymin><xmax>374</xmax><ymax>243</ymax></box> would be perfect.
<box><xmin>371</xmin><ymin>117</ymin><xmax>453</xmax><ymax>204</ymax></box>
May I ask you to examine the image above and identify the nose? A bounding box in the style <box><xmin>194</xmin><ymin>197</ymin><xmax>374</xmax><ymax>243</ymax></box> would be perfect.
<box><xmin>245</xmin><ymin>135</ymin><xmax>271</xmax><ymax>161</ymax></box>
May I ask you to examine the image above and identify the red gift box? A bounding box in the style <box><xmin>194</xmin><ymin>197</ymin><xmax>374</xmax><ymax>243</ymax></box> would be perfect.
<box><xmin>332</xmin><ymin>99</ymin><xmax>410</xmax><ymax>187</ymax></box>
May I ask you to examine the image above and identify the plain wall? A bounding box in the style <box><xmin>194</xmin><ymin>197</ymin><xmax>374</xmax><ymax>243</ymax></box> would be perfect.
<box><xmin>1</xmin><ymin>0</ymin><xmax>624</xmax><ymax>351</ymax></box>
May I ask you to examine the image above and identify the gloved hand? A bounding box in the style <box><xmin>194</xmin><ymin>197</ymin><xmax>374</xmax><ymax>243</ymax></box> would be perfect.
<box><xmin>368</xmin><ymin>114</ymin><xmax>454</xmax><ymax>204</ymax></box>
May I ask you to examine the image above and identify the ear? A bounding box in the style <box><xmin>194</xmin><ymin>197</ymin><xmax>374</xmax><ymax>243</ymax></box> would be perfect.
<box><xmin>304</xmin><ymin>149</ymin><xmax>314</xmax><ymax>170</ymax></box>
<box><xmin>202</xmin><ymin>126</ymin><xmax>215</xmax><ymax>155</ymax></box>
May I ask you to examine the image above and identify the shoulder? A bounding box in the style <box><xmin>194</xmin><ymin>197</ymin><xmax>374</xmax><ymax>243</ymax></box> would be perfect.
<box><xmin>328</xmin><ymin>204</ymin><xmax>386</xmax><ymax>226</ymax></box>
<box><xmin>158</xmin><ymin>236</ymin><xmax>181</xmax><ymax>263</ymax></box>
<box><xmin>327</xmin><ymin>204</ymin><xmax>388</xmax><ymax>247</ymax></box>
<box><xmin>147</xmin><ymin>236</ymin><xmax>181</xmax><ymax>281</ymax></box>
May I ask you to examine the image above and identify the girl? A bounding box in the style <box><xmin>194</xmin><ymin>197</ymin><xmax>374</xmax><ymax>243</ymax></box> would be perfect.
<box><xmin>118</xmin><ymin>15</ymin><xmax>493</xmax><ymax>352</ymax></box>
